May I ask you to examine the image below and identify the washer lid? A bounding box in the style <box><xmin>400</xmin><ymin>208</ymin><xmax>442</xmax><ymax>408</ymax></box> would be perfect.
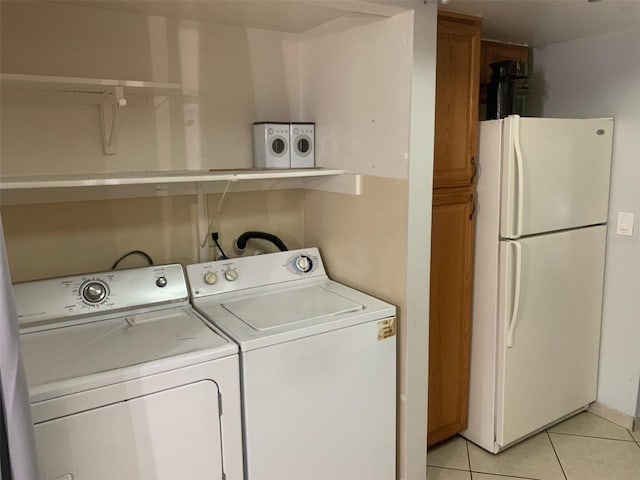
<box><xmin>222</xmin><ymin>286</ymin><xmax>364</xmax><ymax>330</ymax></box>
<box><xmin>193</xmin><ymin>280</ymin><xmax>396</xmax><ymax>352</ymax></box>
<box><xmin>20</xmin><ymin>306</ymin><xmax>236</xmax><ymax>400</ymax></box>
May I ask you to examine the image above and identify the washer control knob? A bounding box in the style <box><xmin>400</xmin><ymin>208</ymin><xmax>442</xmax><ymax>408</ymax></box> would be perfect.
<box><xmin>224</xmin><ymin>269</ymin><xmax>238</xmax><ymax>282</ymax></box>
<box><xmin>82</xmin><ymin>281</ymin><xmax>107</xmax><ymax>304</ymax></box>
<box><xmin>156</xmin><ymin>276</ymin><xmax>167</xmax><ymax>288</ymax></box>
<box><xmin>294</xmin><ymin>255</ymin><xmax>313</xmax><ymax>273</ymax></box>
<box><xmin>204</xmin><ymin>272</ymin><xmax>218</xmax><ymax>285</ymax></box>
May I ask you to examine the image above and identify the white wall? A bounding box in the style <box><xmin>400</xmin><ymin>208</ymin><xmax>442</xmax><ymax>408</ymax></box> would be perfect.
<box><xmin>533</xmin><ymin>28</ymin><xmax>640</xmax><ymax>418</ymax></box>
<box><xmin>300</xmin><ymin>12</ymin><xmax>413</xmax><ymax>179</ymax></box>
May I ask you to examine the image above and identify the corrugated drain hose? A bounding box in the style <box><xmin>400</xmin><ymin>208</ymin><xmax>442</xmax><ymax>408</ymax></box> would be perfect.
<box><xmin>235</xmin><ymin>231</ymin><xmax>288</xmax><ymax>253</ymax></box>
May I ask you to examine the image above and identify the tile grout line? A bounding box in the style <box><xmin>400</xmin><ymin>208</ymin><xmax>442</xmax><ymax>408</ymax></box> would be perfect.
<box><xmin>429</xmin><ymin>466</ymin><xmax>473</xmax><ymax>473</ymax></box>
<box><xmin>470</xmin><ymin>470</ymin><xmax>543</xmax><ymax>480</ymax></box>
<box><xmin>464</xmin><ymin>438</ymin><xmax>541</xmax><ymax>480</ymax></box>
<box><xmin>626</xmin><ymin>426</ymin><xmax>640</xmax><ymax>449</ymax></box>
<box><xmin>546</xmin><ymin>431</ymin><xmax>569</xmax><ymax>480</ymax></box>
<box><xmin>548</xmin><ymin>431</ymin><xmax>636</xmax><ymax>442</ymax></box>
<box><xmin>465</xmin><ymin>436</ymin><xmax>472</xmax><ymax>474</ymax></box>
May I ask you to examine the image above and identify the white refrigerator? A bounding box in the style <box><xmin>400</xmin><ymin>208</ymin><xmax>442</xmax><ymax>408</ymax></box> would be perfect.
<box><xmin>462</xmin><ymin>115</ymin><xmax>613</xmax><ymax>453</ymax></box>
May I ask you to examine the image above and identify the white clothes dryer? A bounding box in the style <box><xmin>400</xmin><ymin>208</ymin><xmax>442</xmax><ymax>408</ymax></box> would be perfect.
<box><xmin>14</xmin><ymin>264</ymin><xmax>243</xmax><ymax>480</ymax></box>
<box><xmin>187</xmin><ymin>248</ymin><xmax>397</xmax><ymax>480</ymax></box>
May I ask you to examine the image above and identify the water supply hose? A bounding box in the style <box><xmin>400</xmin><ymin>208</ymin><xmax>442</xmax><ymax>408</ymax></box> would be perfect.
<box><xmin>234</xmin><ymin>231</ymin><xmax>288</xmax><ymax>253</ymax></box>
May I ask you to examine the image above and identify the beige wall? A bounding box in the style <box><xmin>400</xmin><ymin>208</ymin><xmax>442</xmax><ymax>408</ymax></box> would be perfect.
<box><xmin>205</xmin><ymin>188</ymin><xmax>305</xmax><ymax>258</ymax></box>
<box><xmin>304</xmin><ymin>176</ymin><xmax>408</xmax><ymax>309</ymax></box>
<box><xmin>1</xmin><ymin>196</ymin><xmax>197</xmax><ymax>281</ymax></box>
<box><xmin>0</xmin><ymin>1</ymin><xmax>297</xmax><ymax>175</ymax></box>
<box><xmin>1</xmin><ymin>188</ymin><xmax>305</xmax><ymax>281</ymax></box>
<box><xmin>0</xmin><ymin>1</ymin><xmax>306</xmax><ymax>278</ymax></box>
<box><xmin>1</xmin><ymin>2</ymin><xmax>433</xmax><ymax>478</ymax></box>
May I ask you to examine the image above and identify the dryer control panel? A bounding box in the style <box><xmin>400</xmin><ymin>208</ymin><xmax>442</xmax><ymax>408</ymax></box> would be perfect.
<box><xmin>187</xmin><ymin>248</ymin><xmax>326</xmax><ymax>298</ymax></box>
<box><xmin>14</xmin><ymin>264</ymin><xmax>188</xmax><ymax>328</ymax></box>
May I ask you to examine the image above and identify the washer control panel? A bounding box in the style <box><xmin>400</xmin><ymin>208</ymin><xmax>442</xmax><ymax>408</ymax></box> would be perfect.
<box><xmin>81</xmin><ymin>280</ymin><xmax>109</xmax><ymax>303</ymax></box>
<box><xmin>14</xmin><ymin>264</ymin><xmax>188</xmax><ymax>328</ymax></box>
<box><xmin>187</xmin><ymin>248</ymin><xmax>325</xmax><ymax>298</ymax></box>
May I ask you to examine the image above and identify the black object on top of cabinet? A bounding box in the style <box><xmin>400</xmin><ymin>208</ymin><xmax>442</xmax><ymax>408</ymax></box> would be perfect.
<box><xmin>486</xmin><ymin>60</ymin><xmax>528</xmax><ymax>120</ymax></box>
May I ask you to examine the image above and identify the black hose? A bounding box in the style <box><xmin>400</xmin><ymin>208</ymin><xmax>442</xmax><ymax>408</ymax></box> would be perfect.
<box><xmin>235</xmin><ymin>231</ymin><xmax>288</xmax><ymax>252</ymax></box>
<box><xmin>111</xmin><ymin>250</ymin><xmax>154</xmax><ymax>270</ymax></box>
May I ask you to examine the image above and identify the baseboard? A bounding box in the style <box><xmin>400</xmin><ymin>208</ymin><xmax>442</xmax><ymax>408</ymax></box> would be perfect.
<box><xmin>589</xmin><ymin>402</ymin><xmax>640</xmax><ymax>431</ymax></box>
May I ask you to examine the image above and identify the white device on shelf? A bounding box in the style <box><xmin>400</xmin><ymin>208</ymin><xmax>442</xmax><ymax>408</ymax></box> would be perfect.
<box><xmin>290</xmin><ymin>122</ymin><xmax>315</xmax><ymax>168</ymax></box>
<box><xmin>14</xmin><ymin>264</ymin><xmax>244</xmax><ymax>480</ymax></box>
<box><xmin>187</xmin><ymin>248</ymin><xmax>397</xmax><ymax>480</ymax></box>
<box><xmin>253</xmin><ymin>122</ymin><xmax>290</xmax><ymax>169</ymax></box>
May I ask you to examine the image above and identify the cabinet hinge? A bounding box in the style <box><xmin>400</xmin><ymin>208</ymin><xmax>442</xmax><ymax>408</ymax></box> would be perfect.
<box><xmin>218</xmin><ymin>391</ymin><xmax>223</xmax><ymax>416</ymax></box>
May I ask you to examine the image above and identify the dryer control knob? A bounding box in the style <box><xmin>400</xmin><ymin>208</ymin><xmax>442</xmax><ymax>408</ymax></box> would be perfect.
<box><xmin>156</xmin><ymin>276</ymin><xmax>167</xmax><ymax>288</ymax></box>
<box><xmin>224</xmin><ymin>269</ymin><xmax>238</xmax><ymax>282</ymax></box>
<box><xmin>82</xmin><ymin>281</ymin><xmax>107</xmax><ymax>303</ymax></box>
<box><xmin>204</xmin><ymin>272</ymin><xmax>218</xmax><ymax>285</ymax></box>
<box><xmin>294</xmin><ymin>255</ymin><xmax>313</xmax><ymax>273</ymax></box>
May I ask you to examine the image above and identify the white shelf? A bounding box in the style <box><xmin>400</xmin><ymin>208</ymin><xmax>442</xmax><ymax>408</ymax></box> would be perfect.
<box><xmin>0</xmin><ymin>73</ymin><xmax>180</xmax><ymax>95</ymax></box>
<box><xmin>0</xmin><ymin>169</ymin><xmax>361</xmax><ymax>205</ymax></box>
<box><xmin>0</xmin><ymin>168</ymin><xmax>345</xmax><ymax>189</ymax></box>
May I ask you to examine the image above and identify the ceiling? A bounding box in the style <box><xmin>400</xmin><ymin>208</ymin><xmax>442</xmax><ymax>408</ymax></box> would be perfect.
<box><xmin>55</xmin><ymin>1</ymin><xmax>404</xmax><ymax>34</ymax></box>
<box><xmin>15</xmin><ymin>1</ymin><xmax>640</xmax><ymax>44</ymax></box>
<box><xmin>443</xmin><ymin>0</ymin><xmax>640</xmax><ymax>47</ymax></box>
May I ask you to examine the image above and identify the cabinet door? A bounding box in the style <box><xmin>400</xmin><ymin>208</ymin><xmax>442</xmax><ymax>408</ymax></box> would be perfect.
<box><xmin>428</xmin><ymin>188</ymin><xmax>475</xmax><ymax>446</ymax></box>
<box><xmin>434</xmin><ymin>12</ymin><xmax>481</xmax><ymax>188</ymax></box>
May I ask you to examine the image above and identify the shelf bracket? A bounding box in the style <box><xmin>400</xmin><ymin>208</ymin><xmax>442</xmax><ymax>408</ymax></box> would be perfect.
<box><xmin>100</xmin><ymin>86</ymin><xmax>127</xmax><ymax>155</ymax></box>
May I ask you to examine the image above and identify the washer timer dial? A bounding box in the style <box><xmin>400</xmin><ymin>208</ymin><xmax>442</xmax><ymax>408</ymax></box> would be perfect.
<box><xmin>224</xmin><ymin>269</ymin><xmax>238</xmax><ymax>282</ymax></box>
<box><xmin>81</xmin><ymin>280</ymin><xmax>108</xmax><ymax>304</ymax></box>
<box><xmin>204</xmin><ymin>272</ymin><xmax>218</xmax><ymax>285</ymax></box>
<box><xmin>294</xmin><ymin>255</ymin><xmax>313</xmax><ymax>273</ymax></box>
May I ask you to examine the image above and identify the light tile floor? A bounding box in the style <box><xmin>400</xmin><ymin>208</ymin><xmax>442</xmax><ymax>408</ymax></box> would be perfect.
<box><xmin>427</xmin><ymin>412</ymin><xmax>640</xmax><ymax>480</ymax></box>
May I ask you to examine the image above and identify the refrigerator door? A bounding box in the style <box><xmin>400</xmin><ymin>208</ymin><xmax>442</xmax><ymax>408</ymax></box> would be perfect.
<box><xmin>496</xmin><ymin>225</ymin><xmax>606</xmax><ymax>448</ymax></box>
<box><xmin>500</xmin><ymin>116</ymin><xmax>613</xmax><ymax>238</ymax></box>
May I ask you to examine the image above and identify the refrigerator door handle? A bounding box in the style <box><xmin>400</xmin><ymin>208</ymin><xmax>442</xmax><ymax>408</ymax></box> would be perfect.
<box><xmin>507</xmin><ymin>241</ymin><xmax>522</xmax><ymax>348</ymax></box>
<box><xmin>513</xmin><ymin>116</ymin><xmax>524</xmax><ymax>238</ymax></box>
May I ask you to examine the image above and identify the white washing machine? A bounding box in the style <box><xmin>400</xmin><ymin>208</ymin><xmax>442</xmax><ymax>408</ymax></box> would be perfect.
<box><xmin>14</xmin><ymin>264</ymin><xmax>243</xmax><ymax>480</ymax></box>
<box><xmin>289</xmin><ymin>122</ymin><xmax>315</xmax><ymax>168</ymax></box>
<box><xmin>187</xmin><ymin>248</ymin><xmax>397</xmax><ymax>480</ymax></box>
<box><xmin>253</xmin><ymin>122</ymin><xmax>290</xmax><ymax>169</ymax></box>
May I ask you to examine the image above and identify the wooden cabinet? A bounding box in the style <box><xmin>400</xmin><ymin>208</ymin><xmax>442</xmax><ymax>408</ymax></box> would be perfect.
<box><xmin>433</xmin><ymin>11</ymin><xmax>481</xmax><ymax>189</ymax></box>
<box><xmin>428</xmin><ymin>188</ymin><xmax>475</xmax><ymax>446</ymax></box>
<box><xmin>428</xmin><ymin>11</ymin><xmax>480</xmax><ymax>447</ymax></box>
<box><xmin>479</xmin><ymin>40</ymin><xmax>529</xmax><ymax>104</ymax></box>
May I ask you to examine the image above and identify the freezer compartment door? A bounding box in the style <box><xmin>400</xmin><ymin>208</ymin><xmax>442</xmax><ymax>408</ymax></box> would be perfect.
<box><xmin>496</xmin><ymin>226</ymin><xmax>606</xmax><ymax>447</ymax></box>
<box><xmin>500</xmin><ymin>116</ymin><xmax>613</xmax><ymax>238</ymax></box>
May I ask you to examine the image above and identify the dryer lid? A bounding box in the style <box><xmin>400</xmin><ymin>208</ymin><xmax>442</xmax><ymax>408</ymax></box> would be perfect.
<box><xmin>222</xmin><ymin>285</ymin><xmax>364</xmax><ymax>330</ymax></box>
<box><xmin>20</xmin><ymin>306</ymin><xmax>236</xmax><ymax>395</ymax></box>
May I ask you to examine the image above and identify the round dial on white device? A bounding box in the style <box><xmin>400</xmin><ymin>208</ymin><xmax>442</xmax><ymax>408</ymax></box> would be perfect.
<box><xmin>81</xmin><ymin>280</ymin><xmax>108</xmax><ymax>304</ymax></box>
<box><xmin>224</xmin><ymin>269</ymin><xmax>238</xmax><ymax>282</ymax></box>
<box><xmin>294</xmin><ymin>255</ymin><xmax>313</xmax><ymax>273</ymax></box>
<box><xmin>204</xmin><ymin>272</ymin><xmax>218</xmax><ymax>285</ymax></box>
